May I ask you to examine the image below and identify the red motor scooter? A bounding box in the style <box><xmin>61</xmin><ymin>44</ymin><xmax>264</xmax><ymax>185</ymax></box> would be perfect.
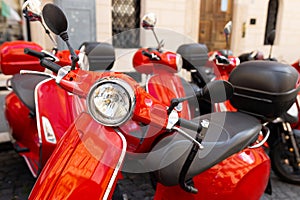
<box><xmin>132</xmin><ymin>13</ymin><xmax>195</xmax><ymax>120</ymax></box>
<box><xmin>23</xmin><ymin>4</ymin><xmax>300</xmax><ymax>200</ymax></box>
<box><xmin>3</xmin><ymin>0</ymin><xmax>115</xmax><ymax>177</ymax></box>
<box><xmin>264</xmin><ymin>59</ymin><xmax>300</xmax><ymax>184</ymax></box>
<box><xmin>208</xmin><ymin>24</ymin><xmax>300</xmax><ymax>185</ymax></box>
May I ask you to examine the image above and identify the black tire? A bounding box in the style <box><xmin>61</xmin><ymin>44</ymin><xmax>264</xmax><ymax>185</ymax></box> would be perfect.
<box><xmin>270</xmin><ymin>142</ymin><xmax>300</xmax><ymax>184</ymax></box>
<box><xmin>112</xmin><ymin>184</ymin><xmax>124</xmax><ymax>200</ymax></box>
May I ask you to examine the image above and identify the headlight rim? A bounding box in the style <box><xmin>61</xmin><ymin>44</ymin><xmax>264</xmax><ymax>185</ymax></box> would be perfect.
<box><xmin>87</xmin><ymin>77</ymin><xmax>136</xmax><ymax>127</ymax></box>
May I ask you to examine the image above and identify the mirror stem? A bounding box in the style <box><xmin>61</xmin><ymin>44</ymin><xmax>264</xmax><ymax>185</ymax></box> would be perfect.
<box><xmin>151</xmin><ymin>29</ymin><xmax>161</xmax><ymax>50</ymax></box>
<box><xmin>269</xmin><ymin>45</ymin><xmax>273</xmax><ymax>59</ymax></box>
<box><xmin>66</xmin><ymin>40</ymin><xmax>79</xmax><ymax>71</ymax></box>
<box><xmin>60</xmin><ymin>32</ymin><xmax>79</xmax><ymax>71</ymax></box>
<box><xmin>225</xmin><ymin>35</ymin><xmax>229</xmax><ymax>58</ymax></box>
<box><xmin>167</xmin><ymin>90</ymin><xmax>203</xmax><ymax>115</ymax></box>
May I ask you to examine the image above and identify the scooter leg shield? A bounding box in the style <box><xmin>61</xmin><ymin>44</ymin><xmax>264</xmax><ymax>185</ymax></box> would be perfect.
<box><xmin>29</xmin><ymin>112</ymin><xmax>126</xmax><ymax>200</ymax></box>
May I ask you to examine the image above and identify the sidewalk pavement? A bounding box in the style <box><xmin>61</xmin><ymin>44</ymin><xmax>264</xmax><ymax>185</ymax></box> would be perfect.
<box><xmin>1</xmin><ymin>141</ymin><xmax>300</xmax><ymax>200</ymax></box>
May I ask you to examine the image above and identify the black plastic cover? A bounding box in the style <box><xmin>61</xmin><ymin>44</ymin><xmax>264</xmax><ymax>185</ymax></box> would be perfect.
<box><xmin>177</xmin><ymin>43</ymin><xmax>208</xmax><ymax>70</ymax></box>
<box><xmin>79</xmin><ymin>42</ymin><xmax>115</xmax><ymax>71</ymax></box>
<box><xmin>229</xmin><ymin>60</ymin><xmax>299</xmax><ymax>120</ymax></box>
<box><xmin>177</xmin><ymin>43</ymin><xmax>211</xmax><ymax>86</ymax></box>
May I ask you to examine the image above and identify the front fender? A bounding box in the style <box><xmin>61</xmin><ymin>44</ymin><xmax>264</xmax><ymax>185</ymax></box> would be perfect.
<box><xmin>29</xmin><ymin>112</ymin><xmax>126</xmax><ymax>200</ymax></box>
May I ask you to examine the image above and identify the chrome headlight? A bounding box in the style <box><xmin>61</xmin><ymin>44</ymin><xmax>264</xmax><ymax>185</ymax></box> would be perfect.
<box><xmin>87</xmin><ymin>78</ymin><xmax>135</xmax><ymax>126</ymax></box>
<box><xmin>176</xmin><ymin>54</ymin><xmax>183</xmax><ymax>72</ymax></box>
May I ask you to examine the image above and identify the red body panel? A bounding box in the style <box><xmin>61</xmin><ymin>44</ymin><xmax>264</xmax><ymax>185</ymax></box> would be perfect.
<box><xmin>147</xmin><ymin>73</ymin><xmax>190</xmax><ymax>119</ymax></box>
<box><xmin>5</xmin><ymin>78</ymin><xmax>75</xmax><ymax>175</ymax></box>
<box><xmin>133</xmin><ymin>48</ymin><xmax>179</xmax><ymax>74</ymax></box>
<box><xmin>29</xmin><ymin>112</ymin><xmax>125</xmax><ymax>200</ymax></box>
<box><xmin>292</xmin><ymin>60</ymin><xmax>300</xmax><ymax>74</ymax></box>
<box><xmin>154</xmin><ymin>147</ymin><xmax>270</xmax><ymax>200</ymax></box>
<box><xmin>5</xmin><ymin>92</ymin><xmax>40</xmax><ymax>174</ymax></box>
<box><xmin>55</xmin><ymin>49</ymin><xmax>80</xmax><ymax>67</ymax></box>
<box><xmin>0</xmin><ymin>41</ymin><xmax>43</xmax><ymax>75</ymax></box>
<box><xmin>25</xmin><ymin>57</ymin><xmax>270</xmax><ymax>199</ymax></box>
<box><xmin>35</xmin><ymin>79</ymin><xmax>75</xmax><ymax>166</ymax></box>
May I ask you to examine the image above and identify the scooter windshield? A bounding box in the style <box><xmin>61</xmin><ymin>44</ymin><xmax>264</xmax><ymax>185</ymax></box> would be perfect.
<box><xmin>68</xmin><ymin>27</ymin><xmax>232</xmax><ymax>174</ymax></box>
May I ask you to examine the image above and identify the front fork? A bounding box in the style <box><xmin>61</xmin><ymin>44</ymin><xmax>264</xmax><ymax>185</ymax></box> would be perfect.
<box><xmin>281</xmin><ymin>122</ymin><xmax>300</xmax><ymax>168</ymax></box>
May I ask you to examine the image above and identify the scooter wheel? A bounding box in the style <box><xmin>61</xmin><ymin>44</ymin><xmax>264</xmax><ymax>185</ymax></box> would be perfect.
<box><xmin>270</xmin><ymin>142</ymin><xmax>300</xmax><ymax>184</ymax></box>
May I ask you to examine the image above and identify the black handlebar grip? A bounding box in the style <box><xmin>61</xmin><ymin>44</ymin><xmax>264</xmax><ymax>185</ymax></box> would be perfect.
<box><xmin>216</xmin><ymin>54</ymin><xmax>230</xmax><ymax>65</ymax></box>
<box><xmin>178</xmin><ymin>118</ymin><xmax>202</xmax><ymax>133</ymax></box>
<box><xmin>24</xmin><ymin>48</ymin><xmax>45</xmax><ymax>59</ymax></box>
<box><xmin>142</xmin><ymin>50</ymin><xmax>153</xmax><ymax>58</ymax></box>
<box><xmin>24</xmin><ymin>48</ymin><xmax>61</xmax><ymax>73</ymax></box>
<box><xmin>40</xmin><ymin>59</ymin><xmax>61</xmax><ymax>74</ymax></box>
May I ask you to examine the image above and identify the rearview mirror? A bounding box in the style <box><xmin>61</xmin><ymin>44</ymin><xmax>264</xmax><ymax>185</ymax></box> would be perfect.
<box><xmin>223</xmin><ymin>21</ymin><xmax>232</xmax><ymax>36</ymax></box>
<box><xmin>142</xmin><ymin>13</ymin><xmax>157</xmax><ymax>30</ymax></box>
<box><xmin>267</xmin><ymin>30</ymin><xmax>276</xmax><ymax>45</ymax></box>
<box><xmin>42</xmin><ymin>4</ymin><xmax>68</xmax><ymax>37</ymax></box>
<box><xmin>42</xmin><ymin>3</ymin><xmax>78</xmax><ymax>70</ymax></box>
<box><xmin>141</xmin><ymin>13</ymin><xmax>163</xmax><ymax>50</ymax></box>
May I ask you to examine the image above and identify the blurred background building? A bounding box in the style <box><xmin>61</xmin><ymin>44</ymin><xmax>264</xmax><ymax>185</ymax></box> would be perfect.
<box><xmin>1</xmin><ymin>0</ymin><xmax>299</xmax><ymax>63</ymax></box>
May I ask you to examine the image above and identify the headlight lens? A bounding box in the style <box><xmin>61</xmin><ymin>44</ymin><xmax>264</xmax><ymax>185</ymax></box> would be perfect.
<box><xmin>87</xmin><ymin>78</ymin><xmax>135</xmax><ymax>126</ymax></box>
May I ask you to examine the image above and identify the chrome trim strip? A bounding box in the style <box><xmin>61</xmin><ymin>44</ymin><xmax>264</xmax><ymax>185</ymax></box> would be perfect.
<box><xmin>34</xmin><ymin>78</ymin><xmax>53</xmax><ymax>144</ymax></box>
<box><xmin>20</xmin><ymin>70</ymin><xmax>55</xmax><ymax>79</ymax></box>
<box><xmin>22</xmin><ymin>155</ymin><xmax>38</xmax><ymax>178</ymax></box>
<box><xmin>103</xmin><ymin>129</ymin><xmax>127</xmax><ymax>200</ymax></box>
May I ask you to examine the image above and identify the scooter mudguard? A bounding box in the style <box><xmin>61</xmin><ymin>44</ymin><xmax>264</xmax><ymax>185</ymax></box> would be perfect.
<box><xmin>154</xmin><ymin>147</ymin><xmax>270</xmax><ymax>200</ymax></box>
<box><xmin>29</xmin><ymin>112</ymin><xmax>126</xmax><ymax>200</ymax></box>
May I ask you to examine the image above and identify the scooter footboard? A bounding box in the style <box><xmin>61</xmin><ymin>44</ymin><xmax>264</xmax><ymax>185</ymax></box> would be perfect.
<box><xmin>29</xmin><ymin>112</ymin><xmax>126</xmax><ymax>200</ymax></box>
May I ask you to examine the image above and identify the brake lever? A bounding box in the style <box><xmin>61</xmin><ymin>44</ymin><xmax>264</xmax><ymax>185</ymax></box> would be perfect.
<box><xmin>172</xmin><ymin>126</ymin><xmax>204</xmax><ymax>150</ymax></box>
<box><xmin>41</xmin><ymin>50</ymin><xmax>59</xmax><ymax>62</ymax></box>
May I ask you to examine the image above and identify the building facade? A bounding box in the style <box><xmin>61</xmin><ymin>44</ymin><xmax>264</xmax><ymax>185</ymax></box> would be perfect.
<box><xmin>3</xmin><ymin>0</ymin><xmax>300</xmax><ymax>63</ymax></box>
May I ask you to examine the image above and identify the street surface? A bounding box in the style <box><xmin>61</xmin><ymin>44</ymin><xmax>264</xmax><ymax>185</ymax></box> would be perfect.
<box><xmin>1</xmin><ymin>141</ymin><xmax>300</xmax><ymax>200</ymax></box>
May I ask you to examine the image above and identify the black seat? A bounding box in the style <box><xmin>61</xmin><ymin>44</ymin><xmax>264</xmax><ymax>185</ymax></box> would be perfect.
<box><xmin>11</xmin><ymin>74</ymin><xmax>50</xmax><ymax>114</ymax></box>
<box><xmin>146</xmin><ymin>111</ymin><xmax>261</xmax><ymax>186</ymax></box>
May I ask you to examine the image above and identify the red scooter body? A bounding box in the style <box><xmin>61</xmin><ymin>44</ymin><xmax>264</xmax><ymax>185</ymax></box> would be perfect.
<box><xmin>0</xmin><ymin>41</ymin><xmax>44</xmax><ymax>75</ymax></box>
<box><xmin>26</xmin><ymin>5</ymin><xmax>275</xmax><ymax>199</ymax></box>
<box><xmin>130</xmin><ymin>46</ymin><xmax>269</xmax><ymax>200</ymax></box>
<box><xmin>155</xmin><ymin>147</ymin><xmax>269</xmax><ymax>200</ymax></box>
<box><xmin>28</xmin><ymin>69</ymin><xmax>174</xmax><ymax>199</ymax></box>
<box><xmin>27</xmin><ymin>68</ymin><xmax>270</xmax><ymax>200</ymax></box>
<box><xmin>133</xmin><ymin>48</ymin><xmax>191</xmax><ymax>119</ymax></box>
<box><xmin>30</xmin><ymin>40</ymin><xmax>270</xmax><ymax>199</ymax></box>
<box><xmin>5</xmin><ymin>78</ymin><xmax>75</xmax><ymax>176</ymax></box>
<box><xmin>208</xmin><ymin>50</ymin><xmax>239</xmax><ymax>80</ymax></box>
<box><xmin>29</xmin><ymin>112</ymin><xmax>126</xmax><ymax>200</ymax></box>
<box><xmin>5</xmin><ymin>92</ymin><xmax>40</xmax><ymax>173</ymax></box>
<box><xmin>207</xmin><ymin>50</ymin><xmax>239</xmax><ymax>112</ymax></box>
<box><xmin>1</xmin><ymin>36</ymin><xmax>83</xmax><ymax>177</ymax></box>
